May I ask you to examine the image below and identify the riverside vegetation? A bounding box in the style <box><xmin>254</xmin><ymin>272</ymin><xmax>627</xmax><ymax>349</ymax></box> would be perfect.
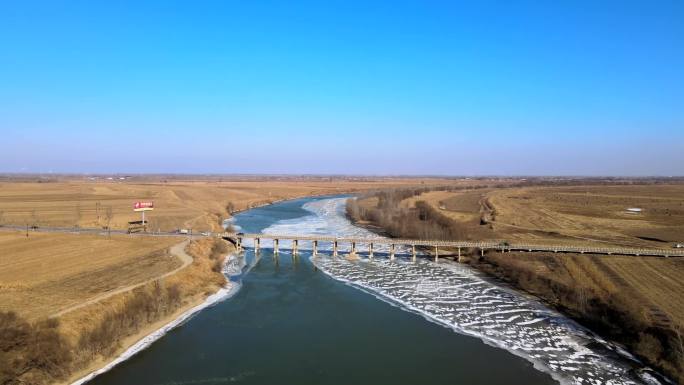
<box><xmin>346</xmin><ymin>183</ymin><xmax>684</xmax><ymax>383</ymax></box>
<box><xmin>0</xmin><ymin>238</ymin><xmax>231</xmax><ymax>385</ymax></box>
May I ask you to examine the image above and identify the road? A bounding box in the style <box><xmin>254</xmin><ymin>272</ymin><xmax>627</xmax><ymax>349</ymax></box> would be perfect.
<box><xmin>0</xmin><ymin>224</ymin><xmax>201</xmax><ymax>238</ymax></box>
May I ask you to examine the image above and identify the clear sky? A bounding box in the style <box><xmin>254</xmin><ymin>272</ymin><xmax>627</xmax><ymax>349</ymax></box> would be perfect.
<box><xmin>1</xmin><ymin>1</ymin><xmax>682</xmax><ymax>175</ymax></box>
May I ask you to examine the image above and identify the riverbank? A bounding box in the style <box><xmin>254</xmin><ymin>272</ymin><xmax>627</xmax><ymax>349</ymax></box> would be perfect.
<box><xmin>468</xmin><ymin>251</ymin><xmax>683</xmax><ymax>384</ymax></box>
<box><xmin>62</xmin><ymin>237</ymin><xmax>234</xmax><ymax>385</ymax></box>
<box><xmin>344</xmin><ymin>193</ymin><xmax>683</xmax><ymax>383</ymax></box>
<box><xmin>0</xmin><ymin>236</ymin><xmax>233</xmax><ymax>385</ymax></box>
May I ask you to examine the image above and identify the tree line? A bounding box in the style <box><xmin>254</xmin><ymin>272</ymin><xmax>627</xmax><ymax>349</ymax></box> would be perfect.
<box><xmin>345</xmin><ymin>188</ymin><xmax>469</xmax><ymax>240</ymax></box>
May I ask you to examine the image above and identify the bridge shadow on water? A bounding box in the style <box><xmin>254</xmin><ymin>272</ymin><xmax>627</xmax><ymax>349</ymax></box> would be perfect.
<box><xmin>87</xmin><ymin>248</ymin><xmax>556</xmax><ymax>385</ymax></box>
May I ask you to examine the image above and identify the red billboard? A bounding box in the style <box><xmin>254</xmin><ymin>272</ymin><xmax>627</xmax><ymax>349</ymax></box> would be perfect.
<box><xmin>133</xmin><ymin>201</ymin><xmax>154</xmax><ymax>211</ymax></box>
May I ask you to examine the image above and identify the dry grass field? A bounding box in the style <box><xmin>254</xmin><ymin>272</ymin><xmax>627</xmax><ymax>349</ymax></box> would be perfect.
<box><xmin>487</xmin><ymin>185</ymin><xmax>684</xmax><ymax>247</ymax></box>
<box><xmin>601</xmin><ymin>256</ymin><xmax>684</xmax><ymax>326</ymax></box>
<box><xmin>398</xmin><ymin>184</ymin><xmax>684</xmax><ymax>247</ymax></box>
<box><xmin>474</xmin><ymin>250</ymin><xmax>684</xmax><ymax>381</ymax></box>
<box><xmin>0</xmin><ymin>231</ymin><xmax>180</xmax><ymax>321</ymax></box>
<box><xmin>0</xmin><ymin>233</ymin><xmax>230</xmax><ymax>385</ymax></box>
<box><xmin>479</xmin><ymin>251</ymin><xmax>684</xmax><ymax>329</ymax></box>
<box><xmin>0</xmin><ymin>176</ymin><xmax>467</xmax><ymax>232</ymax></box>
<box><xmin>402</xmin><ymin>189</ymin><xmax>490</xmax><ymax>225</ymax></box>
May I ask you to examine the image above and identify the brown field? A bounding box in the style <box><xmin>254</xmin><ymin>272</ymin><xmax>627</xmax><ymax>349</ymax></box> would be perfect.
<box><xmin>0</xmin><ymin>231</ymin><xmax>180</xmax><ymax>321</ymax></box>
<box><xmin>402</xmin><ymin>184</ymin><xmax>684</xmax><ymax>247</ymax></box>
<box><xmin>402</xmin><ymin>190</ymin><xmax>489</xmax><ymax>225</ymax></box>
<box><xmin>0</xmin><ymin>176</ymin><xmax>469</xmax><ymax>232</ymax></box>
<box><xmin>477</xmin><ymin>251</ymin><xmax>684</xmax><ymax>329</ymax></box>
<box><xmin>487</xmin><ymin>185</ymin><xmax>684</xmax><ymax>247</ymax></box>
<box><xmin>0</xmin><ymin>233</ymin><xmax>230</xmax><ymax>385</ymax></box>
<box><xmin>473</xmin><ymin>250</ymin><xmax>684</xmax><ymax>382</ymax></box>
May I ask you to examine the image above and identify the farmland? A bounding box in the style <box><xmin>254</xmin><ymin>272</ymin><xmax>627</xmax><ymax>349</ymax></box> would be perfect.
<box><xmin>0</xmin><ymin>231</ymin><xmax>180</xmax><ymax>321</ymax></box>
<box><xmin>0</xmin><ymin>176</ymin><xmax>471</xmax><ymax>232</ymax></box>
<box><xmin>395</xmin><ymin>184</ymin><xmax>684</xmax><ymax>247</ymax></box>
<box><xmin>487</xmin><ymin>185</ymin><xmax>684</xmax><ymax>247</ymax></box>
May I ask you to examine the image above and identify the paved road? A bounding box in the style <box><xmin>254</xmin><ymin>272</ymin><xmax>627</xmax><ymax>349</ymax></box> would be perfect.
<box><xmin>0</xmin><ymin>224</ymin><xmax>202</xmax><ymax>239</ymax></box>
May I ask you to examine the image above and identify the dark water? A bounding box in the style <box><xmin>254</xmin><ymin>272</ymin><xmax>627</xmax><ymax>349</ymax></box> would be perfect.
<box><xmin>87</xmin><ymin>197</ymin><xmax>556</xmax><ymax>385</ymax></box>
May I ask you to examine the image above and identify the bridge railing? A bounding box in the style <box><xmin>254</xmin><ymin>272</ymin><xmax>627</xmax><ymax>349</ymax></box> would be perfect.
<box><xmin>220</xmin><ymin>232</ymin><xmax>684</xmax><ymax>257</ymax></box>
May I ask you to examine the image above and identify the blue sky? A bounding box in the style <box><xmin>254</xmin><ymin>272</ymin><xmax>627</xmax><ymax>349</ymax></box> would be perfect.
<box><xmin>1</xmin><ymin>1</ymin><xmax>682</xmax><ymax>175</ymax></box>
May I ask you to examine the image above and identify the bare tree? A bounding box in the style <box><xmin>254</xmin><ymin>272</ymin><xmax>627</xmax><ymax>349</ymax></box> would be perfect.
<box><xmin>95</xmin><ymin>201</ymin><xmax>101</xmax><ymax>225</ymax></box>
<box><xmin>148</xmin><ymin>216</ymin><xmax>159</xmax><ymax>234</ymax></box>
<box><xmin>31</xmin><ymin>209</ymin><xmax>38</xmax><ymax>228</ymax></box>
<box><xmin>105</xmin><ymin>206</ymin><xmax>113</xmax><ymax>238</ymax></box>
<box><xmin>74</xmin><ymin>202</ymin><xmax>82</xmax><ymax>229</ymax></box>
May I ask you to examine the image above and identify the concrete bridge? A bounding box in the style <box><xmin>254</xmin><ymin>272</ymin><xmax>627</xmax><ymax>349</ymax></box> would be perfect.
<box><xmin>221</xmin><ymin>233</ymin><xmax>684</xmax><ymax>261</ymax></box>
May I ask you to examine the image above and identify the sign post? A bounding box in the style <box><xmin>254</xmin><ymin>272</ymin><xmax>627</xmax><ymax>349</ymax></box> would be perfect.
<box><xmin>133</xmin><ymin>202</ymin><xmax>154</xmax><ymax>230</ymax></box>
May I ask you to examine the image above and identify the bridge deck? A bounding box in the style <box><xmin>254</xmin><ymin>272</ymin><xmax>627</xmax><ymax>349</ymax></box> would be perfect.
<box><xmin>221</xmin><ymin>233</ymin><xmax>684</xmax><ymax>258</ymax></box>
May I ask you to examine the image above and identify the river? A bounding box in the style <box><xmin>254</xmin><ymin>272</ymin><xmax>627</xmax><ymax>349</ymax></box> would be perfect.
<box><xmin>86</xmin><ymin>196</ymin><xmax>665</xmax><ymax>385</ymax></box>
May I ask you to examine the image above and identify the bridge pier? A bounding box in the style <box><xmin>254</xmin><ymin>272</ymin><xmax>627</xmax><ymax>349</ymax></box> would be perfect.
<box><xmin>351</xmin><ymin>241</ymin><xmax>356</xmax><ymax>255</ymax></box>
<box><xmin>333</xmin><ymin>241</ymin><xmax>338</xmax><ymax>257</ymax></box>
<box><xmin>274</xmin><ymin>239</ymin><xmax>279</xmax><ymax>254</ymax></box>
<box><xmin>369</xmin><ymin>243</ymin><xmax>374</xmax><ymax>259</ymax></box>
<box><xmin>412</xmin><ymin>244</ymin><xmax>416</xmax><ymax>262</ymax></box>
<box><xmin>457</xmin><ymin>247</ymin><xmax>461</xmax><ymax>262</ymax></box>
<box><xmin>293</xmin><ymin>239</ymin><xmax>299</xmax><ymax>255</ymax></box>
<box><xmin>390</xmin><ymin>244</ymin><xmax>395</xmax><ymax>261</ymax></box>
<box><xmin>481</xmin><ymin>248</ymin><xmax>484</xmax><ymax>257</ymax></box>
<box><xmin>255</xmin><ymin>237</ymin><xmax>260</xmax><ymax>253</ymax></box>
<box><xmin>236</xmin><ymin>237</ymin><xmax>242</xmax><ymax>252</ymax></box>
<box><xmin>434</xmin><ymin>246</ymin><xmax>439</xmax><ymax>262</ymax></box>
<box><xmin>313</xmin><ymin>240</ymin><xmax>318</xmax><ymax>256</ymax></box>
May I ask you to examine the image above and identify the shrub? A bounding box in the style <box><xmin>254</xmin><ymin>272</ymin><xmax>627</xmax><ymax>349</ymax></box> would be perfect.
<box><xmin>0</xmin><ymin>312</ymin><xmax>72</xmax><ymax>384</ymax></box>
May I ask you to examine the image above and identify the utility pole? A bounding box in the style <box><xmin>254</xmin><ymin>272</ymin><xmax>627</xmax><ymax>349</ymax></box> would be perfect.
<box><xmin>105</xmin><ymin>206</ymin><xmax>113</xmax><ymax>239</ymax></box>
<box><xmin>95</xmin><ymin>202</ymin><xmax>101</xmax><ymax>225</ymax></box>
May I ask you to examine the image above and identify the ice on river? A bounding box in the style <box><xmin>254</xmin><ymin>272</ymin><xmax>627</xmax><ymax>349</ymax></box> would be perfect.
<box><xmin>261</xmin><ymin>197</ymin><xmax>666</xmax><ymax>385</ymax></box>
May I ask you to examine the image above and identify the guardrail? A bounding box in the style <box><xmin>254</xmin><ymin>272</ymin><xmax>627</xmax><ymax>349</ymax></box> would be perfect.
<box><xmin>220</xmin><ymin>232</ymin><xmax>684</xmax><ymax>258</ymax></box>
